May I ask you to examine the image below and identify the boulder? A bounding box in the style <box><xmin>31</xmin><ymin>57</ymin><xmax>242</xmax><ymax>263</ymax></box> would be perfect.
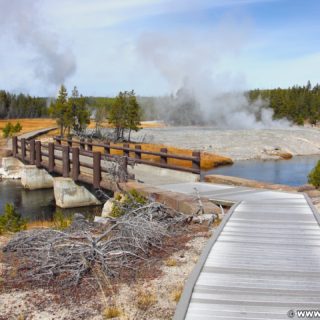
<box><xmin>21</xmin><ymin>165</ymin><xmax>54</xmax><ymax>190</ymax></box>
<box><xmin>53</xmin><ymin>177</ymin><xmax>101</xmax><ymax>208</ymax></box>
<box><xmin>0</xmin><ymin>157</ymin><xmax>24</xmax><ymax>179</ymax></box>
<box><xmin>101</xmin><ymin>199</ymin><xmax>114</xmax><ymax>218</ymax></box>
<box><xmin>94</xmin><ymin>216</ymin><xmax>110</xmax><ymax>224</ymax></box>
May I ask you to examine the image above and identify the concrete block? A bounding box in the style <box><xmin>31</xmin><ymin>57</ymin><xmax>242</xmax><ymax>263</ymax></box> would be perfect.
<box><xmin>0</xmin><ymin>157</ymin><xmax>24</xmax><ymax>179</ymax></box>
<box><xmin>21</xmin><ymin>165</ymin><xmax>54</xmax><ymax>190</ymax></box>
<box><xmin>53</xmin><ymin>177</ymin><xmax>101</xmax><ymax>208</ymax></box>
<box><xmin>101</xmin><ymin>199</ymin><xmax>114</xmax><ymax>217</ymax></box>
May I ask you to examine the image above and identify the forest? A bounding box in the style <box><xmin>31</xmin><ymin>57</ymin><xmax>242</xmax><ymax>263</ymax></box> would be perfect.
<box><xmin>0</xmin><ymin>81</ymin><xmax>319</xmax><ymax>125</ymax></box>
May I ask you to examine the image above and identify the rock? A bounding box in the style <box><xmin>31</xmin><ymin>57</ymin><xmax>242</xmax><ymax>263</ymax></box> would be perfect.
<box><xmin>192</xmin><ymin>213</ymin><xmax>219</xmax><ymax>225</ymax></box>
<box><xmin>101</xmin><ymin>199</ymin><xmax>114</xmax><ymax>218</ymax></box>
<box><xmin>94</xmin><ymin>216</ymin><xmax>110</xmax><ymax>224</ymax></box>
<box><xmin>21</xmin><ymin>165</ymin><xmax>54</xmax><ymax>190</ymax></box>
<box><xmin>53</xmin><ymin>177</ymin><xmax>101</xmax><ymax>208</ymax></box>
<box><xmin>262</xmin><ymin>146</ymin><xmax>292</xmax><ymax>160</ymax></box>
<box><xmin>0</xmin><ymin>157</ymin><xmax>24</xmax><ymax>179</ymax></box>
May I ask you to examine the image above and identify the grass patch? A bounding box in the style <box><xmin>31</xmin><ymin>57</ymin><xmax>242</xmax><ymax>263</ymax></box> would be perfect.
<box><xmin>165</xmin><ymin>258</ymin><xmax>177</xmax><ymax>267</ymax></box>
<box><xmin>91</xmin><ymin>142</ymin><xmax>232</xmax><ymax>170</ymax></box>
<box><xmin>171</xmin><ymin>285</ymin><xmax>183</xmax><ymax>302</ymax></box>
<box><xmin>103</xmin><ymin>306</ymin><xmax>122</xmax><ymax>319</ymax></box>
<box><xmin>136</xmin><ymin>291</ymin><xmax>157</xmax><ymax>311</ymax></box>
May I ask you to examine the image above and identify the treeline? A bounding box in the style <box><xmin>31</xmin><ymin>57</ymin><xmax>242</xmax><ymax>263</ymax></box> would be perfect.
<box><xmin>248</xmin><ymin>81</ymin><xmax>320</xmax><ymax>125</ymax></box>
<box><xmin>0</xmin><ymin>90</ymin><xmax>48</xmax><ymax>119</ymax></box>
<box><xmin>1</xmin><ymin>81</ymin><xmax>320</xmax><ymax>126</ymax></box>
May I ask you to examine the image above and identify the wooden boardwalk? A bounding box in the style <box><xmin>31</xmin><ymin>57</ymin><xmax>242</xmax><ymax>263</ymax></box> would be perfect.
<box><xmin>158</xmin><ymin>183</ymin><xmax>320</xmax><ymax>320</ymax></box>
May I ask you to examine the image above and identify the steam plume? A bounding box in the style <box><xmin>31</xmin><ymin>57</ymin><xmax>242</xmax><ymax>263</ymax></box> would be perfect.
<box><xmin>137</xmin><ymin>27</ymin><xmax>291</xmax><ymax>128</ymax></box>
<box><xmin>0</xmin><ymin>0</ymin><xmax>76</xmax><ymax>87</ymax></box>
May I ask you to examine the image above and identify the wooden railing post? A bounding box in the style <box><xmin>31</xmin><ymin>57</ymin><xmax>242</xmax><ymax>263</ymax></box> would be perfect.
<box><xmin>160</xmin><ymin>148</ymin><xmax>167</xmax><ymax>164</ymax></box>
<box><xmin>67</xmin><ymin>137</ymin><xmax>72</xmax><ymax>147</ymax></box>
<box><xmin>21</xmin><ymin>138</ymin><xmax>26</xmax><ymax>162</ymax></box>
<box><xmin>192</xmin><ymin>151</ymin><xmax>201</xmax><ymax>173</ymax></box>
<box><xmin>80</xmin><ymin>138</ymin><xmax>85</xmax><ymax>151</ymax></box>
<box><xmin>135</xmin><ymin>145</ymin><xmax>141</xmax><ymax>160</ymax></box>
<box><xmin>12</xmin><ymin>136</ymin><xmax>18</xmax><ymax>157</ymax></box>
<box><xmin>29</xmin><ymin>140</ymin><xmax>35</xmax><ymax>165</ymax></box>
<box><xmin>62</xmin><ymin>146</ymin><xmax>70</xmax><ymax>177</ymax></box>
<box><xmin>72</xmin><ymin>147</ymin><xmax>80</xmax><ymax>181</ymax></box>
<box><xmin>93</xmin><ymin>151</ymin><xmax>101</xmax><ymax>188</ymax></box>
<box><xmin>123</xmin><ymin>143</ymin><xmax>130</xmax><ymax>157</ymax></box>
<box><xmin>48</xmin><ymin>142</ymin><xmax>55</xmax><ymax>173</ymax></box>
<box><xmin>87</xmin><ymin>139</ymin><xmax>92</xmax><ymax>152</ymax></box>
<box><xmin>104</xmin><ymin>141</ymin><xmax>110</xmax><ymax>155</ymax></box>
<box><xmin>35</xmin><ymin>141</ymin><xmax>42</xmax><ymax>168</ymax></box>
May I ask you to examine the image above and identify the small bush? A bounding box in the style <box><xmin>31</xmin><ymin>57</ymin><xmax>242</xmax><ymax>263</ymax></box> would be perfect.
<box><xmin>2</xmin><ymin>122</ymin><xmax>22</xmax><ymax>138</ymax></box>
<box><xmin>165</xmin><ymin>258</ymin><xmax>177</xmax><ymax>267</ymax></box>
<box><xmin>103</xmin><ymin>306</ymin><xmax>121</xmax><ymax>319</ymax></box>
<box><xmin>111</xmin><ymin>189</ymin><xmax>147</xmax><ymax>218</ymax></box>
<box><xmin>53</xmin><ymin>210</ymin><xmax>72</xmax><ymax>230</ymax></box>
<box><xmin>0</xmin><ymin>203</ymin><xmax>27</xmax><ymax>234</ymax></box>
<box><xmin>136</xmin><ymin>291</ymin><xmax>157</xmax><ymax>311</ymax></box>
<box><xmin>308</xmin><ymin>160</ymin><xmax>320</xmax><ymax>188</ymax></box>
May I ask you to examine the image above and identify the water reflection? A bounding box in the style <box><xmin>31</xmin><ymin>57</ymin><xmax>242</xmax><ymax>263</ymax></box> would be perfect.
<box><xmin>0</xmin><ymin>179</ymin><xmax>103</xmax><ymax>220</ymax></box>
<box><xmin>204</xmin><ymin>155</ymin><xmax>320</xmax><ymax>186</ymax></box>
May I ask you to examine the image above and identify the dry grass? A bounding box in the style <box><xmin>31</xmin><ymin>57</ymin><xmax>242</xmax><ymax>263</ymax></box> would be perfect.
<box><xmin>135</xmin><ymin>291</ymin><xmax>158</xmax><ymax>311</ymax></box>
<box><xmin>165</xmin><ymin>258</ymin><xmax>177</xmax><ymax>267</ymax></box>
<box><xmin>26</xmin><ymin>220</ymin><xmax>55</xmax><ymax>230</ymax></box>
<box><xmin>171</xmin><ymin>285</ymin><xmax>183</xmax><ymax>302</ymax></box>
<box><xmin>103</xmin><ymin>306</ymin><xmax>122</xmax><ymax>319</ymax></box>
<box><xmin>92</xmin><ymin>142</ymin><xmax>233</xmax><ymax>170</ymax></box>
<box><xmin>88</xmin><ymin>120</ymin><xmax>165</xmax><ymax>129</ymax></box>
<box><xmin>0</xmin><ymin>119</ymin><xmax>56</xmax><ymax>135</ymax></box>
<box><xmin>0</xmin><ymin>118</ymin><xmax>232</xmax><ymax>170</ymax></box>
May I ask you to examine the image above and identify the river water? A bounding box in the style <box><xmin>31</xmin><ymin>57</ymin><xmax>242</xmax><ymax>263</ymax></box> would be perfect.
<box><xmin>204</xmin><ymin>155</ymin><xmax>320</xmax><ymax>186</ymax></box>
<box><xmin>0</xmin><ymin>179</ymin><xmax>103</xmax><ymax>221</ymax></box>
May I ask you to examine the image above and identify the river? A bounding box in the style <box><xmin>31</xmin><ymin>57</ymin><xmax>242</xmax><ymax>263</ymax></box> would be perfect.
<box><xmin>0</xmin><ymin>179</ymin><xmax>103</xmax><ymax>220</ymax></box>
<box><xmin>204</xmin><ymin>155</ymin><xmax>319</xmax><ymax>186</ymax></box>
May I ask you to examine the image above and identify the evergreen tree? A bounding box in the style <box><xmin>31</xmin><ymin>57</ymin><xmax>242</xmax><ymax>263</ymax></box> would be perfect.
<box><xmin>108</xmin><ymin>90</ymin><xmax>141</xmax><ymax>141</ymax></box>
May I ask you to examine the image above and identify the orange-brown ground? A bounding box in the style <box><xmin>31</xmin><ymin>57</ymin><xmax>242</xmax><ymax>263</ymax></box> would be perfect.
<box><xmin>0</xmin><ymin>118</ymin><xmax>232</xmax><ymax>170</ymax></box>
<box><xmin>95</xmin><ymin>143</ymin><xmax>233</xmax><ymax>170</ymax></box>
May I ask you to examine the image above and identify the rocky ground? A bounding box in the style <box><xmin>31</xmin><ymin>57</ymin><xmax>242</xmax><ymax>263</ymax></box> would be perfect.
<box><xmin>131</xmin><ymin>126</ymin><xmax>320</xmax><ymax>160</ymax></box>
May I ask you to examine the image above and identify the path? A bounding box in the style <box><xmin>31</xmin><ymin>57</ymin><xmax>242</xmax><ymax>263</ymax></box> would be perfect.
<box><xmin>158</xmin><ymin>183</ymin><xmax>320</xmax><ymax>320</ymax></box>
<box><xmin>6</xmin><ymin>127</ymin><xmax>57</xmax><ymax>149</ymax></box>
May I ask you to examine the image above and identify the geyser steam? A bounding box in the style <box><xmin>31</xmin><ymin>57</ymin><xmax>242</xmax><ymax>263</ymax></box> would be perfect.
<box><xmin>137</xmin><ymin>27</ymin><xmax>290</xmax><ymax>129</ymax></box>
<box><xmin>0</xmin><ymin>0</ymin><xmax>76</xmax><ymax>87</ymax></box>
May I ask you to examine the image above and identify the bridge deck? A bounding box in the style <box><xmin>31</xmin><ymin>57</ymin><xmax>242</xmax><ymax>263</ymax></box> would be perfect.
<box><xmin>159</xmin><ymin>183</ymin><xmax>320</xmax><ymax>320</ymax></box>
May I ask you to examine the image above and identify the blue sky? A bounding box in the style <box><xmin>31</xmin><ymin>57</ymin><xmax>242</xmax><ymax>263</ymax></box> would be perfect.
<box><xmin>0</xmin><ymin>0</ymin><xmax>319</xmax><ymax>96</ymax></box>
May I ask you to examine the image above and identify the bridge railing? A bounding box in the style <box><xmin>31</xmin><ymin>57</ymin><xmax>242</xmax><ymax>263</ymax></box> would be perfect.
<box><xmin>53</xmin><ymin>137</ymin><xmax>201</xmax><ymax>174</ymax></box>
<box><xmin>12</xmin><ymin>136</ymin><xmax>200</xmax><ymax>189</ymax></box>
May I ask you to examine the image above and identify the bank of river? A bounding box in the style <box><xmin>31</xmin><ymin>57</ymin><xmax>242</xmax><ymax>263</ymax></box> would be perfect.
<box><xmin>204</xmin><ymin>155</ymin><xmax>319</xmax><ymax>186</ymax></box>
<box><xmin>0</xmin><ymin>179</ymin><xmax>102</xmax><ymax>220</ymax></box>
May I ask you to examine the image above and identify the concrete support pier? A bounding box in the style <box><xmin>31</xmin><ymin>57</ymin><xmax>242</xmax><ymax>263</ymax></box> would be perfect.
<box><xmin>21</xmin><ymin>165</ymin><xmax>54</xmax><ymax>190</ymax></box>
<box><xmin>0</xmin><ymin>157</ymin><xmax>25</xmax><ymax>179</ymax></box>
<box><xmin>53</xmin><ymin>177</ymin><xmax>101</xmax><ymax>208</ymax></box>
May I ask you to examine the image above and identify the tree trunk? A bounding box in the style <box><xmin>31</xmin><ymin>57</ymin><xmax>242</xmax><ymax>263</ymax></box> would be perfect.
<box><xmin>128</xmin><ymin>128</ymin><xmax>131</xmax><ymax>142</ymax></box>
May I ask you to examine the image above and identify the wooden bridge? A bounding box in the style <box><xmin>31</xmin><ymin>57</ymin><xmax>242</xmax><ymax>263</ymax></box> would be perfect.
<box><xmin>160</xmin><ymin>182</ymin><xmax>320</xmax><ymax>320</ymax></box>
<box><xmin>11</xmin><ymin>136</ymin><xmax>201</xmax><ymax>190</ymax></box>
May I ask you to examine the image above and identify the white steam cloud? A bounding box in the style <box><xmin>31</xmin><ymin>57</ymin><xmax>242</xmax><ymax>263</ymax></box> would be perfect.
<box><xmin>0</xmin><ymin>0</ymin><xmax>76</xmax><ymax>87</ymax></box>
<box><xmin>137</xmin><ymin>25</ymin><xmax>291</xmax><ymax>129</ymax></box>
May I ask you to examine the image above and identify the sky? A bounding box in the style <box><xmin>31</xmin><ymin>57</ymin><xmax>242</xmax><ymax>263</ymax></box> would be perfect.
<box><xmin>0</xmin><ymin>0</ymin><xmax>319</xmax><ymax>97</ymax></box>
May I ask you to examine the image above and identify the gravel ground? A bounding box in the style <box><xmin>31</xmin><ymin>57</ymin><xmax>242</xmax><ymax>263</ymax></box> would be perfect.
<box><xmin>131</xmin><ymin>126</ymin><xmax>320</xmax><ymax>160</ymax></box>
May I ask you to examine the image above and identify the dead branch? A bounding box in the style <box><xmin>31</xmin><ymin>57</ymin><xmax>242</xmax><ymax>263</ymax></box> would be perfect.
<box><xmin>3</xmin><ymin>198</ymin><xmax>189</xmax><ymax>289</ymax></box>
